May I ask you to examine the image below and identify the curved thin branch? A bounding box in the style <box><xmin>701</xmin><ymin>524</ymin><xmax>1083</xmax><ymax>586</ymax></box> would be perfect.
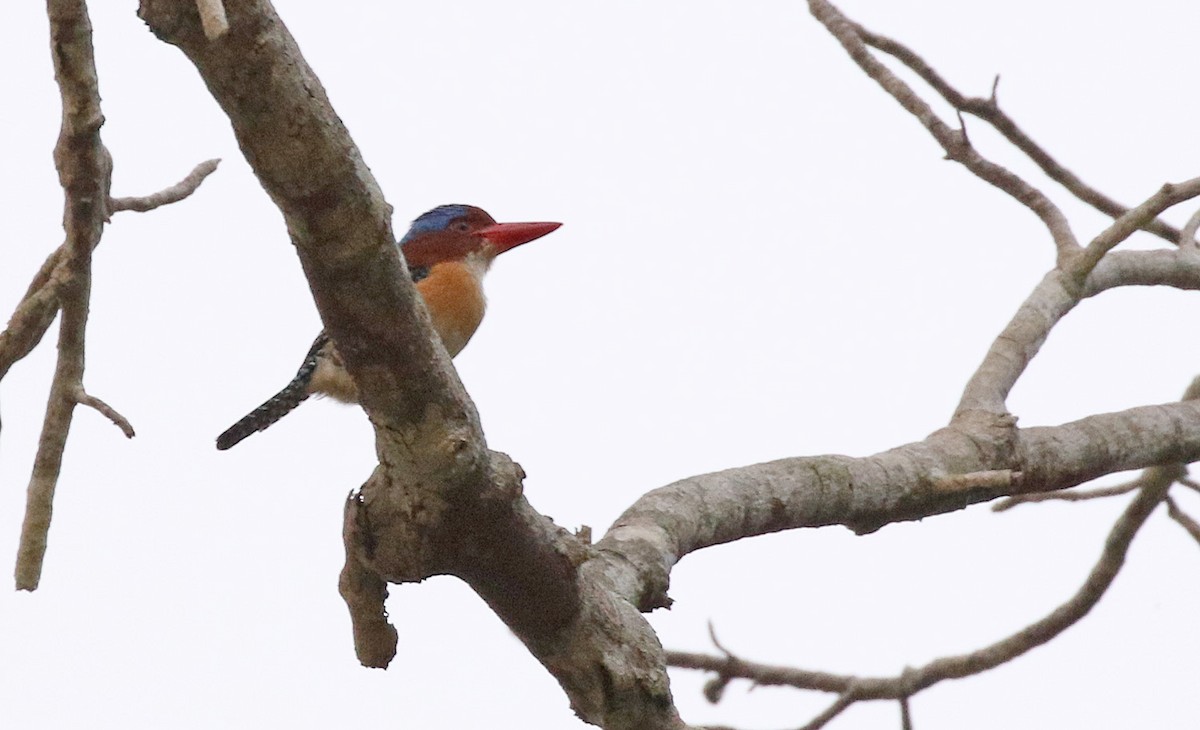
<box><xmin>0</xmin><ymin>156</ymin><xmax>220</xmax><ymax>382</ymax></box>
<box><xmin>812</xmin><ymin>0</ymin><xmax>1200</xmax><ymax>421</ymax></box>
<box><xmin>992</xmin><ymin>479</ymin><xmax>1140</xmax><ymax>512</ymax></box>
<box><xmin>667</xmin><ymin>466</ymin><xmax>1174</xmax><ymax>711</ymax></box>
<box><xmin>73</xmin><ymin>386</ymin><xmax>135</xmax><ymax>438</ymax></box>
<box><xmin>807</xmin><ymin>0</ymin><xmax>1078</xmax><ymax>263</ymax></box>
<box><xmin>854</xmin><ymin>23</ymin><xmax>1183</xmax><ymax>246</ymax></box>
<box><xmin>109</xmin><ymin>158</ymin><xmax>220</xmax><ymax>213</ymax></box>
<box><xmin>956</xmin><ymin>246</ymin><xmax>1200</xmax><ymax>416</ymax></box>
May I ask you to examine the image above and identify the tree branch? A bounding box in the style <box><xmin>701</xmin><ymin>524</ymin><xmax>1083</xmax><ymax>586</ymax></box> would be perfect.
<box><xmin>955</xmin><ymin>245</ymin><xmax>1200</xmax><ymax>416</ymax></box>
<box><xmin>137</xmin><ymin>2</ymin><xmax>683</xmax><ymax>727</ymax></box>
<box><xmin>1165</xmin><ymin>496</ymin><xmax>1200</xmax><ymax>547</ymax></box>
<box><xmin>0</xmin><ymin>157</ymin><xmax>218</xmax><ymax>382</ymax></box>
<box><xmin>853</xmin><ymin>24</ymin><xmax>1183</xmax><ymax>246</ymax></box>
<box><xmin>806</xmin><ymin>0</ymin><xmax>1078</xmax><ymax>264</ymax></box>
<box><xmin>601</xmin><ymin>385</ymin><xmax>1200</xmax><ymax>611</ymax></box>
<box><xmin>1068</xmin><ymin>178</ymin><xmax>1200</xmax><ymax>284</ymax></box>
<box><xmin>109</xmin><ymin>158</ymin><xmax>220</xmax><ymax>213</ymax></box>
<box><xmin>14</xmin><ymin>0</ymin><xmax>112</xmax><ymax>591</ymax></box>
<box><xmin>73</xmin><ymin>386</ymin><xmax>135</xmax><ymax>438</ymax></box>
<box><xmin>667</xmin><ymin>465</ymin><xmax>1175</xmax><ymax>717</ymax></box>
<box><xmin>126</xmin><ymin>3</ymin><xmax>1200</xmax><ymax>728</ymax></box>
<box><xmin>992</xmin><ymin>479</ymin><xmax>1140</xmax><ymax>512</ymax></box>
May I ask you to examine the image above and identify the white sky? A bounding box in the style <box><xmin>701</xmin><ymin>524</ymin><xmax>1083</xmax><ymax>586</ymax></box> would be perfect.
<box><xmin>2</xmin><ymin>2</ymin><xmax>1199</xmax><ymax>728</ymax></box>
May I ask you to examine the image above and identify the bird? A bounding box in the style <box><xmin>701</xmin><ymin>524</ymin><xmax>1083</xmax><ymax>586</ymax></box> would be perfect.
<box><xmin>215</xmin><ymin>204</ymin><xmax>561</xmax><ymax>450</ymax></box>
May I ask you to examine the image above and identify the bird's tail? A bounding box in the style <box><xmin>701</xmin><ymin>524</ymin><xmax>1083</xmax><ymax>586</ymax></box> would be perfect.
<box><xmin>215</xmin><ymin>333</ymin><xmax>328</xmax><ymax>450</ymax></box>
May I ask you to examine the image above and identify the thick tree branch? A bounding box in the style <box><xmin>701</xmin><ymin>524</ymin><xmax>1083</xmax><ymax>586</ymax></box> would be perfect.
<box><xmin>807</xmin><ymin>0</ymin><xmax>1078</xmax><ymax>264</ymax></box>
<box><xmin>600</xmin><ymin>398</ymin><xmax>1200</xmax><ymax>611</ymax></box>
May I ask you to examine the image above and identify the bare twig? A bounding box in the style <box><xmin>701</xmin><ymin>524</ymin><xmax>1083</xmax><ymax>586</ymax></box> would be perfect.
<box><xmin>1</xmin><ymin>158</ymin><xmax>218</xmax><ymax>383</ymax></box>
<box><xmin>820</xmin><ymin>4</ymin><xmax>1200</xmax><ymax>420</ymax></box>
<box><xmin>109</xmin><ymin>158</ymin><xmax>220</xmax><ymax>212</ymax></box>
<box><xmin>854</xmin><ymin>24</ymin><xmax>1182</xmax><ymax>245</ymax></box>
<box><xmin>807</xmin><ymin>0</ymin><xmax>1079</xmax><ymax>263</ymax></box>
<box><xmin>992</xmin><ymin>479</ymin><xmax>1140</xmax><ymax>512</ymax></box>
<box><xmin>15</xmin><ymin>0</ymin><xmax>110</xmax><ymax>591</ymax></box>
<box><xmin>1165</xmin><ymin>496</ymin><xmax>1200</xmax><ymax>547</ymax></box>
<box><xmin>1179</xmin><ymin>477</ymin><xmax>1200</xmax><ymax>494</ymax></box>
<box><xmin>195</xmin><ymin>0</ymin><xmax>229</xmax><ymax>40</ymax></box>
<box><xmin>667</xmin><ymin>466</ymin><xmax>1173</xmax><ymax>715</ymax></box>
<box><xmin>73</xmin><ymin>386</ymin><xmax>135</xmax><ymax>438</ymax></box>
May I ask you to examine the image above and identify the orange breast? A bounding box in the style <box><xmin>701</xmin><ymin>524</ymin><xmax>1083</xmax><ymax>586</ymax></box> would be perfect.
<box><xmin>417</xmin><ymin>260</ymin><xmax>487</xmax><ymax>357</ymax></box>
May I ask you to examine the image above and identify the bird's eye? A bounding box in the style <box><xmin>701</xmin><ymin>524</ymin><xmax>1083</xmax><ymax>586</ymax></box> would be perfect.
<box><xmin>452</xmin><ymin>221</ymin><xmax>471</xmax><ymax>233</ymax></box>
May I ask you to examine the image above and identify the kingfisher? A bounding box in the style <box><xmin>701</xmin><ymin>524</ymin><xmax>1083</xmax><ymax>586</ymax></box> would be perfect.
<box><xmin>215</xmin><ymin>204</ymin><xmax>561</xmax><ymax>450</ymax></box>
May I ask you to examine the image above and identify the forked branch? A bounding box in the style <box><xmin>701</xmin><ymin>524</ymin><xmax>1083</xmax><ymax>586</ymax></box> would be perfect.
<box><xmin>807</xmin><ymin>0</ymin><xmax>1078</xmax><ymax>263</ymax></box>
<box><xmin>11</xmin><ymin>4</ymin><xmax>216</xmax><ymax>591</ymax></box>
<box><xmin>853</xmin><ymin>23</ymin><xmax>1183</xmax><ymax>245</ymax></box>
<box><xmin>15</xmin><ymin>0</ymin><xmax>113</xmax><ymax>591</ymax></box>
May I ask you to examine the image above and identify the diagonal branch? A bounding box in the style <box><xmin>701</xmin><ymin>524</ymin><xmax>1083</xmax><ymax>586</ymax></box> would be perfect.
<box><xmin>956</xmin><ymin>245</ymin><xmax>1200</xmax><ymax>416</ymax></box>
<box><xmin>798</xmin><ymin>689</ymin><xmax>857</xmax><ymax>730</ymax></box>
<box><xmin>854</xmin><ymin>24</ymin><xmax>1183</xmax><ymax>246</ymax></box>
<box><xmin>1165</xmin><ymin>496</ymin><xmax>1200</xmax><ymax>547</ymax></box>
<box><xmin>807</xmin><ymin>0</ymin><xmax>1078</xmax><ymax>264</ymax></box>
<box><xmin>1067</xmin><ymin>178</ymin><xmax>1200</xmax><ymax>283</ymax></box>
